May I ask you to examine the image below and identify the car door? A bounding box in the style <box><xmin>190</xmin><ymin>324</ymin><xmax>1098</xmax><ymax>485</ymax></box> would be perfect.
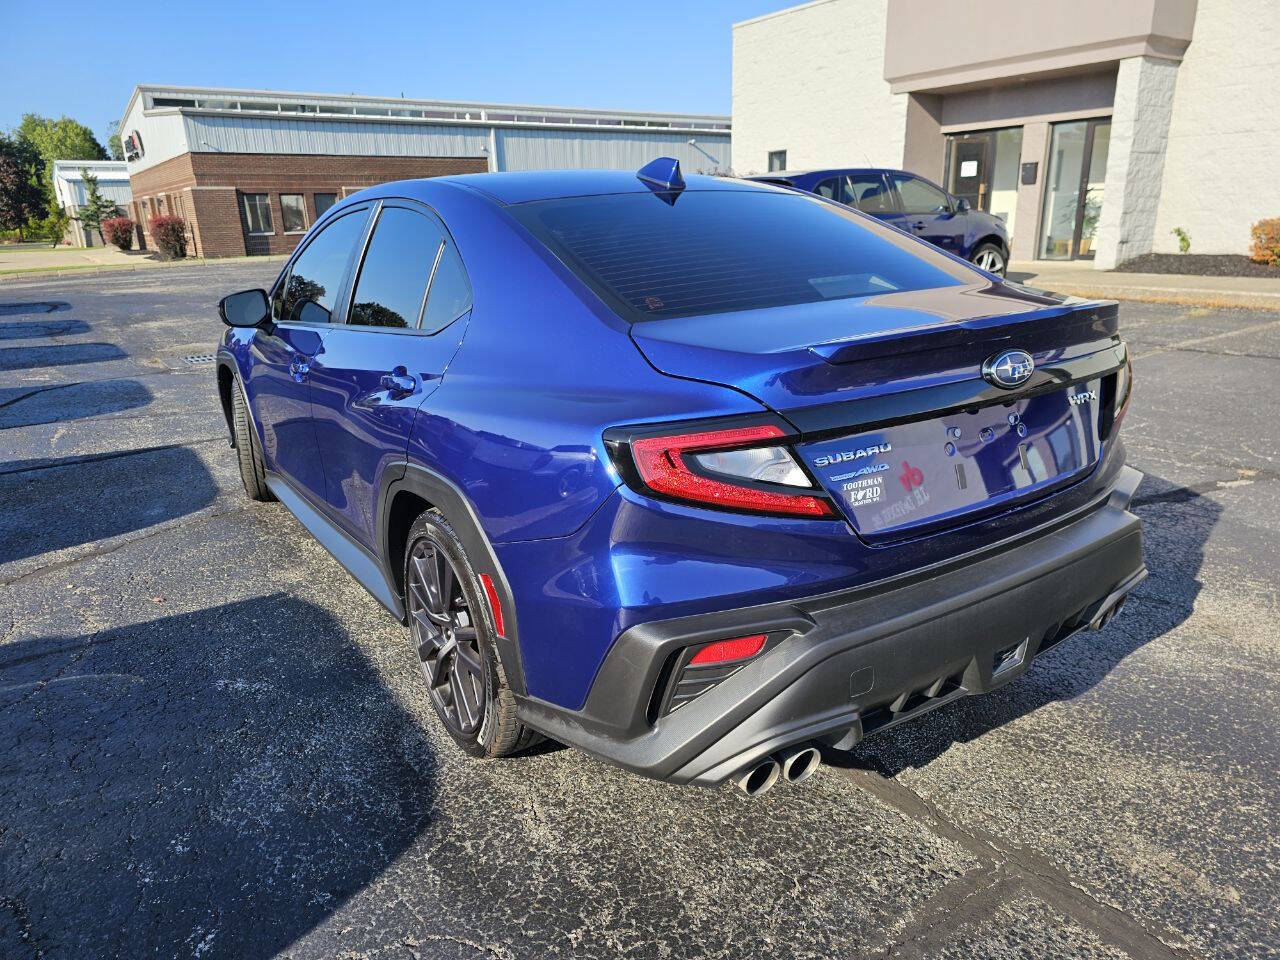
<box><xmin>246</xmin><ymin>205</ymin><xmax>371</xmax><ymax>503</ymax></box>
<box><xmin>890</xmin><ymin>173</ymin><xmax>964</xmax><ymax>255</ymax></box>
<box><xmin>308</xmin><ymin>200</ymin><xmax>473</xmax><ymax>550</ymax></box>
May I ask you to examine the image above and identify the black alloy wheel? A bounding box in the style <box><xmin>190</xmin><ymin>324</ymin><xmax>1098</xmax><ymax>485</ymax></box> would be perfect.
<box><xmin>407</xmin><ymin>536</ymin><xmax>488</xmax><ymax>737</ymax></box>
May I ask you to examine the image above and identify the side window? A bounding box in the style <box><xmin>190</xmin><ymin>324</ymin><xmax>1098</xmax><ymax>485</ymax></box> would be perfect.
<box><xmin>815</xmin><ymin>177</ymin><xmax>843</xmax><ymax>201</ymax></box>
<box><xmin>848</xmin><ymin>175</ymin><xmax>894</xmax><ymax>214</ymax></box>
<box><xmin>278</xmin><ymin>210</ymin><xmax>367</xmax><ymax>324</ymax></box>
<box><xmin>892</xmin><ymin>174</ymin><xmax>949</xmax><ymax>214</ymax></box>
<box><xmin>348</xmin><ymin>207</ymin><xmax>445</xmax><ymax>329</ymax></box>
<box><xmin>422</xmin><ymin>243</ymin><xmax>473</xmax><ymax>334</ymax></box>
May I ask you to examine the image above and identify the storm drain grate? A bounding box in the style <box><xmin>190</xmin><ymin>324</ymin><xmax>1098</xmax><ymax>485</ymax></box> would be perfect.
<box><xmin>180</xmin><ymin>353</ymin><xmax>216</xmax><ymax>365</ymax></box>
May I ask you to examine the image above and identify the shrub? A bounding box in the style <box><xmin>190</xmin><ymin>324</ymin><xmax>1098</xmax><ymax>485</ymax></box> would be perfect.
<box><xmin>149</xmin><ymin>214</ymin><xmax>187</xmax><ymax>259</ymax></box>
<box><xmin>1250</xmin><ymin>218</ymin><xmax>1280</xmax><ymax>266</ymax></box>
<box><xmin>1171</xmin><ymin>226</ymin><xmax>1191</xmax><ymax>254</ymax></box>
<box><xmin>103</xmin><ymin>217</ymin><xmax>134</xmax><ymax>251</ymax></box>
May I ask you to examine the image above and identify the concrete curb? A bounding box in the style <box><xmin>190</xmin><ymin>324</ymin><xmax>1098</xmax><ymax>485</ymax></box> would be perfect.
<box><xmin>0</xmin><ymin>255</ymin><xmax>289</xmax><ymax>283</ymax></box>
<box><xmin>1028</xmin><ymin>283</ymin><xmax>1280</xmax><ymax>313</ymax></box>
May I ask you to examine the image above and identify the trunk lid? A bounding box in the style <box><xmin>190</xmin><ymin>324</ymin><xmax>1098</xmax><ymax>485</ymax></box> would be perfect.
<box><xmin>629</xmin><ymin>282</ymin><xmax>1123</xmax><ymax>537</ymax></box>
<box><xmin>629</xmin><ymin>282</ymin><xmax>1116</xmax><ymax>414</ymax></box>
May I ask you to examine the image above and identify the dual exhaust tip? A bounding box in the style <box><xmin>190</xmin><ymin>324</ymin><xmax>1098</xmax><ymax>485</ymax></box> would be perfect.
<box><xmin>733</xmin><ymin>744</ymin><xmax>822</xmax><ymax>797</ymax></box>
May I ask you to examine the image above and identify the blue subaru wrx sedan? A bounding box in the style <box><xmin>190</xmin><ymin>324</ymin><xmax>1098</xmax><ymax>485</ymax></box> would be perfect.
<box><xmin>216</xmin><ymin>159</ymin><xmax>1143</xmax><ymax>796</ymax></box>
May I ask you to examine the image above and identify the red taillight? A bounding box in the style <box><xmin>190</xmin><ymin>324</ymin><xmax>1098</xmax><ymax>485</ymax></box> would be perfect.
<box><xmin>628</xmin><ymin>424</ymin><xmax>834</xmax><ymax>518</ymax></box>
<box><xmin>689</xmin><ymin>633</ymin><xmax>768</xmax><ymax>665</ymax></box>
<box><xmin>479</xmin><ymin>573</ymin><xmax>505</xmax><ymax>637</ymax></box>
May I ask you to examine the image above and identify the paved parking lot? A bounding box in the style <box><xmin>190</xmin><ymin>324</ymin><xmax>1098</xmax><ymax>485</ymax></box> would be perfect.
<box><xmin>1</xmin><ymin>263</ymin><xmax>1277</xmax><ymax>960</ymax></box>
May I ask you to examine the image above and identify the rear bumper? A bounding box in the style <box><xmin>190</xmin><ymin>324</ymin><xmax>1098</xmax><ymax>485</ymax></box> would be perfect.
<box><xmin>514</xmin><ymin>466</ymin><xmax>1145</xmax><ymax>786</ymax></box>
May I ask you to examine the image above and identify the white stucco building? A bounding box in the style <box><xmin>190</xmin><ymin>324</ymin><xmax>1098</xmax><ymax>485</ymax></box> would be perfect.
<box><xmin>733</xmin><ymin>0</ymin><xmax>1280</xmax><ymax>266</ymax></box>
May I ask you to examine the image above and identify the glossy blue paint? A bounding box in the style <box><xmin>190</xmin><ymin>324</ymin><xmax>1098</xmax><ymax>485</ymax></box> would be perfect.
<box><xmin>219</xmin><ymin>169</ymin><xmax>1128</xmax><ymax>712</ymax></box>
<box><xmin>747</xmin><ymin>167</ymin><xmax>1010</xmax><ymax>266</ymax></box>
<box><xmin>243</xmin><ymin>324</ymin><xmax>328</xmax><ymax>502</ymax></box>
<box><xmin>629</xmin><ymin>283</ymin><xmax>1118</xmax><ymax>414</ymax></box>
<box><xmin>309</xmin><ymin>320</ymin><xmax>462</xmax><ymax>550</ymax></box>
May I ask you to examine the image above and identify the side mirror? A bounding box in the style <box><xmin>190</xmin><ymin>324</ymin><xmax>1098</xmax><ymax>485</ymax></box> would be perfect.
<box><xmin>953</xmin><ymin>197</ymin><xmax>971</xmax><ymax>214</ymax></box>
<box><xmin>219</xmin><ymin>288</ymin><xmax>271</xmax><ymax>328</ymax></box>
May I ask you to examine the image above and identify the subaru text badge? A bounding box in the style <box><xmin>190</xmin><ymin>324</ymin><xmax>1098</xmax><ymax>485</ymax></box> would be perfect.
<box><xmin>983</xmin><ymin>349</ymin><xmax>1035</xmax><ymax>389</ymax></box>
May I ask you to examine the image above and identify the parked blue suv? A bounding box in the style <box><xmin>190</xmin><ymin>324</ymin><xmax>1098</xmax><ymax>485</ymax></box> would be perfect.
<box><xmin>747</xmin><ymin>168</ymin><xmax>1011</xmax><ymax>276</ymax></box>
<box><xmin>216</xmin><ymin>159</ymin><xmax>1142</xmax><ymax>796</ymax></box>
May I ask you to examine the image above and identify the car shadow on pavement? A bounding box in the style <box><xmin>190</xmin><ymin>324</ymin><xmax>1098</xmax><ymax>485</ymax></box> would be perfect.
<box><xmin>0</xmin><ymin>301</ymin><xmax>71</xmax><ymax>316</ymax></box>
<box><xmin>0</xmin><ymin>593</ymin><xmax>439</xmax><ymax>959</ymax></box>
<box><xmin>0</xmin><ymin>318</ymin><xmax>91</xmax><ymax>340</ymax></box>
<box><xmin>826</xmin><ymin>471</ymin><xmax>1218</xmax><ymax>777</ymax></box>
<box><xmin>0</xmin><ymin>342</ymin><xmax>127</xmax><ymax>372</ymax></box>
<box><xmin>0</xmin><ymin>379</ymin><xmax>153</xmax><ymax>429</ymax></box>
<box><xmin>0</xmin><ymin>445</ymin><xmax>217</xmax><ymax>565</ymax></box>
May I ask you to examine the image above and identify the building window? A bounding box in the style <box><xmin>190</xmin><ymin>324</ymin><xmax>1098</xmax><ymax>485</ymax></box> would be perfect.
<box><xmin>280</xmin><ymin>194</ymin><xmax>307</xmax><ymax>233</ymax></box>
<box><xmin>242</xmin><ymin>193</ymin><xmax>273</xmax><ymax>235</ymax></box>
<box><xmin>767</xmin><ymin>150</ymin><xmax>787</xmax><ymax>172</ymax></box>
<box><xmin>314</xmin><ymin>193</ymin><xmax>338</xmax><ymax>217</ymax></box>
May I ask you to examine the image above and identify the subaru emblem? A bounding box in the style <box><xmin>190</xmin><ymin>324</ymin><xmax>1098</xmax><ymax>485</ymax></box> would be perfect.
<box><xmin>983</xmin><ymin>349</ymin><xmax>1035</xmax><ymax>389</ymax></box>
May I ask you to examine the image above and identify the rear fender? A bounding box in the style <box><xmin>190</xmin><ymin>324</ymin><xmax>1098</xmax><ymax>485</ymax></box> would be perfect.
<box><xmin>377</xmin><ymin>462</ymin><xmax>528</xmax><ymax>697</ymax></box>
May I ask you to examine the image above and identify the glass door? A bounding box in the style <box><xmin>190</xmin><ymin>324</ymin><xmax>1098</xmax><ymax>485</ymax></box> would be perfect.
<box><xmin>946</xmin><ymin>127</ymin><xmax>1024</xmax><ymax>242</ymax></box>
<box><xmin>1039</xmin><ymin>119</ymin><xmax>1110</xmax><ymax>260</ymax></box>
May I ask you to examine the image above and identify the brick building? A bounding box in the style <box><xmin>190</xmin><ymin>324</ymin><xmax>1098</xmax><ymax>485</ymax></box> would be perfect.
<box><xmin>118</xmin><ymin>85</ymin><xmax>731</xmax><ymax>259</ymax></box>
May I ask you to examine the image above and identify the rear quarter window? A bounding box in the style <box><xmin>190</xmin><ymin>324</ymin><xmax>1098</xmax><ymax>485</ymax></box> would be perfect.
<box><xmin>509</xmin><ymin>190</ymin><xmax>963</xmax><ymax>321</ymax></box>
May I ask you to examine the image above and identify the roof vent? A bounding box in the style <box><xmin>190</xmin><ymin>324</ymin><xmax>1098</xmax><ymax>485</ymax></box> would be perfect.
<box><xmin>636</xmin><ymin>157</ymin><xmax>685</xmax><ymax>192</ymax></box>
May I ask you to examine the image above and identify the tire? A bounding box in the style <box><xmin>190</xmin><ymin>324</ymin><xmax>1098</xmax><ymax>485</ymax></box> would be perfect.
<box><xmin>971</xmin><ymin>242</ymin><xmax>1007</xmax><ymax>276</ymax></box>
<box><xmin>403</xmin><ymin>509</ymin><xmax>537</xmax><ymax>758</ymax></box>
<box><xmin>229</xmin><ymin>377</ymin><xmax>274</xmax><ymax>502</ymax></box>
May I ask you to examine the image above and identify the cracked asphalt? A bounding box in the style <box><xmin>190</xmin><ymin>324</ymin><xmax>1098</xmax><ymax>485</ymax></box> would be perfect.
<box><xmin>1</xmin><ymin>264</ymin><xmax>1277</xmax><ymax>960</ymax></box>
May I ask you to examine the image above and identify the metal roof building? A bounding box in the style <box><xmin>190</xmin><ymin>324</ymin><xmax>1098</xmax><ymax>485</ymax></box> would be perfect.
<box><xmin>116</xmin><ymin>84</ymin><xmax>730</xmax><ymax>258</ymax></box>
<box><xmin>51</xmin><ymin>160</ymin><xmax>132</xmax><ymax>248</ymax></box>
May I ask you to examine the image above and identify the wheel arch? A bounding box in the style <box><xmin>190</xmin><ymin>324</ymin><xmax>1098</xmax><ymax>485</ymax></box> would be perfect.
<box><xmin>975</xmin><ymin>233</ymin><xmax>1009</xmax><ymax>258</ymax></box>
<box><xmin>378</xmin><ymin>462</ymin><xmax>527</xmax><ymax>697</ymax></box>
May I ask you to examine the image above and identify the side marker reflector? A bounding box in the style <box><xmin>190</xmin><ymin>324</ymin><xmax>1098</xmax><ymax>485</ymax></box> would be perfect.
<box><xmin>689</xmin><ymin>633</ymin><xmax>767</xmax><ymax>666</ymax></box>
<box><xmin>480</xmin><ymin>573</ymin><xmax>505</xmax><ymax>637</ymax></box>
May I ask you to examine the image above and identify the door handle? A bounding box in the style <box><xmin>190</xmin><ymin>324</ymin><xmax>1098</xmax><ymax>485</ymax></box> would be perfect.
<box><xmin>380</xmin><ymin>370</ymin><xmax>417</xmax><ymax>397</ymax></box>
<box><xmin>289</xmin><ymin>358</ymin><xmax>310</xmax><ymax>382</ymax></box>
<box><xmin>911</xmin><ymin>220</ymin><xmax>927</xmax><ymax>230</ymax></box>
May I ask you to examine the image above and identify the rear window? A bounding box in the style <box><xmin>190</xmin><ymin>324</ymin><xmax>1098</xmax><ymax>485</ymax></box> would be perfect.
<box><xmin>509</xmin><ymin>190</ymin><xmax>961</xmax><ymax>321</ymax></box>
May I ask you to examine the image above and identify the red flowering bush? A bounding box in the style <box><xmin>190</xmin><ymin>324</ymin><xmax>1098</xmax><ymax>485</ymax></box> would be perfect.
<box><xmin>102</xmin><ymin>217</ymin><xmax>134</xmax><ymax>251</ymax></box>
<box><xmin>149</xmin><ymin>215</ymin><xmax>188</xmax><ymax>260</ymax></box>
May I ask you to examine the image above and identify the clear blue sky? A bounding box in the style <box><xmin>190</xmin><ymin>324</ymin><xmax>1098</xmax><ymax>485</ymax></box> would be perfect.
<box><xmin>0</xmin><ymin>0</ymin><xmax>794</xmax><ymax>145</ymax></box>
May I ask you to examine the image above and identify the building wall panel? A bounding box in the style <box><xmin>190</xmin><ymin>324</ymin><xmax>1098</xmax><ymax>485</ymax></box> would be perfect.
<box><xmin>183</xmin><ymin>114</ymin><xmax>491</xmax><ymax>159</ymax></box>
<box><xmin>494</xmin><ymin>129</ymin><xmax>730</xmax><ymax>173</ymax></box>
<box><xmin>1153</xmin><ymin>0</ymin><xmax>1280</xmax><ymax>255</ymax></box>
<box><xmin>732</xmin><ymin>0</ymin><xmax>907</xmax><ymax>175</ymax></box>
<box><xmin>122</xmin><ymin>109</ymin><xmax>189</xmax><ymax>176</ymax></box>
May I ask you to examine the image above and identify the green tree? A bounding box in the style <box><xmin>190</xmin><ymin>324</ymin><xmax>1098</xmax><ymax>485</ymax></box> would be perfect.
<box><xmin>35</xmin><ymin>204</ymin><xmax>70</xmax><ymax>247</ymax></box>
<box><xmin>77</xmin><ymin>167</ymin><xmax>119</xmax><ymax>244</ymax></box>
<box><xmin>0</xmin><ymin>133</ymin><xmax>45</xmax><ymax>238</ymax></box>
<box><xmin>108</xmin><ymin>132</ymin><xmax>123</xmax><ymax>161</ymax></box>
<box><xmin>16</xmin><ymin>114</ymin><xmax>107</xmax><ymax>196</ymax></box>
